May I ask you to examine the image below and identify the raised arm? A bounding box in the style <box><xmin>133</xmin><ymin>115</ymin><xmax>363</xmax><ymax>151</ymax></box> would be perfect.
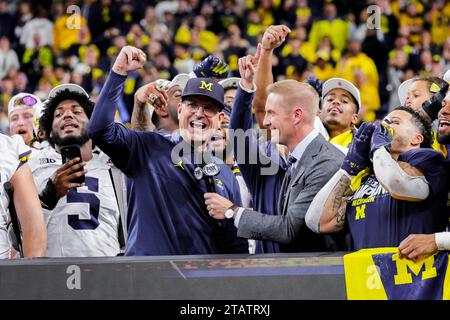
<box><xmin>11</xmin><ymin>164</ymin><xmax>47</xmax><ymax>257</ymax></box>
<box><xmin>307</xmin><ymin>123</ymin><xmax>375</xmax><ymax>233</ymax></box>
<box><xmin>229</xmin><ymin>48</ymin><xmax>259</xmax><ymax>132</ymax></box>
<box><xmin>88</xmin><ymin>46</ymin><xmax>146</xmax><ymax>168</ymax></box>
<box><xmin>253</xmin><ymin>25</ymin><xmax>291</xmax><ymax>129</ymax></box>
<box><xmin>229</xmin><ymin>52</ymin><xmax>281</xmax><ymax>193</ymax></box>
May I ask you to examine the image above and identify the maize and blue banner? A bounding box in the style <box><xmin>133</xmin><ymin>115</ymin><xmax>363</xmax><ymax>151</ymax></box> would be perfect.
<box><xmin>344</xmin><ymin>248</ymin><xmax>450</xmax><ymax>300</ymax></box>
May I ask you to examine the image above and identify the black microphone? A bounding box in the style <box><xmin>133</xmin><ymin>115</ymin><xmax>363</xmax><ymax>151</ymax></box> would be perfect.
<box><xmin>421</xmin><ymin>82</ymin><xmax>449</xmax><ymax>121</ymax></box>
<box><xmin>194</xmin><ymin>151</ymin><xmax>220</xmax><ymax>193</ymax></box>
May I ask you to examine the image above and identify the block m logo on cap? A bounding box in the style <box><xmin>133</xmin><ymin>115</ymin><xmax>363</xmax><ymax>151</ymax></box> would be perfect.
<box><xmin>199</xmin><ymin>81</ymin><xmax>213</xmax><ymax>91</ymax></box>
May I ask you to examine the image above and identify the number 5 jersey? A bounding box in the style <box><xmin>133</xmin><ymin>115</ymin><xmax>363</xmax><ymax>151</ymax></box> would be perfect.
<box><xmin>28</xmin><ymin>146</ymin><xmax>121</xmax><ymax>257</ymax></box>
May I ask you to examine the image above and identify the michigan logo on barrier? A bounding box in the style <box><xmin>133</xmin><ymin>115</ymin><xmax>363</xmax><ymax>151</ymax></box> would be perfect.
<box><xmin>199</xmin><ymin>81</ymin><xmax>213</xmax><ymax>91</ymax></box>
<box><xmin>344</xmin><ymin>248</ymin><xmax>450</xmax><ymax>300</ymax></box>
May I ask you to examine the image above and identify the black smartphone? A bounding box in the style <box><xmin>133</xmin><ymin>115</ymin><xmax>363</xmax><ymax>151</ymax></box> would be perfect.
<box><xmin>60</xmin><ymin>145</ymin><xmax>85</xmax><ymax>184</ymax></box>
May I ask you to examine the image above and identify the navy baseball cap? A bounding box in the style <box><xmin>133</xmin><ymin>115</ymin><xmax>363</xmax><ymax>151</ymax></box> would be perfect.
<box><xmin>182</xmin><ymin>77</ymin><xmax>225</xmax><ymax>111</ymax></box>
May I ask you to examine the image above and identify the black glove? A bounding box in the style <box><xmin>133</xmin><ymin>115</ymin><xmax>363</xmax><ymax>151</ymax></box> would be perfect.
<box><xmin>304</xmin><ymin>76</ymin><xmax>323</xmax><ymax>97</ymax></box>
<box><xmin>369</xmin><ymin>121</ymin><xmax>393</xmax><ymax>160</ymax></box>
<box><xmin>193</xmin><ymin>55</ymin><xmax>229</xmax><ymax>79</ymax></box>
<box><xmin>421</xmin><ymin>82</ymin><xmax>449</xmax><ymax>121</ymax></box>
<box><xmin>341</xmin><ymin>122</ymin><xmax>376</xmax><ymax>176</ymax></box>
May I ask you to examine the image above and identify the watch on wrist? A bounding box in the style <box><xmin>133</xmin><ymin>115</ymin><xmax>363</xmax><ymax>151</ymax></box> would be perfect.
<box><xmin>225</xmin><ymin>204</ymin><xmax>239</xmax><ymax>219</ymax></box>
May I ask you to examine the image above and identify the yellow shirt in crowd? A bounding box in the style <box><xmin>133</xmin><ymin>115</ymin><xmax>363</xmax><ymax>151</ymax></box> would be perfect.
<box><xmin>53</xmin><ymin>14</ymin><xmax>88</xmax><ymax>53</ymax></box>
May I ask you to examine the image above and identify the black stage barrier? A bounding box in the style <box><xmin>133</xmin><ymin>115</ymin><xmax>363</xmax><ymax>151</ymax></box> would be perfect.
<box><xmin>0</xmin><ymin>252</ymin><xmax>346</xmax><ymax>299</ymax></box>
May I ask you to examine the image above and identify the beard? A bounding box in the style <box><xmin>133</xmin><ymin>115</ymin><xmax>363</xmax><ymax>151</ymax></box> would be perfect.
<box><xmin>437</xmin><ymin>131</ymin><xmax>450</xmax><ymax>144</ymax></box>
<box><xmin>52</xmin><ymin>130</ymin><xmax>90</xmax><ymax>148</ymax></box>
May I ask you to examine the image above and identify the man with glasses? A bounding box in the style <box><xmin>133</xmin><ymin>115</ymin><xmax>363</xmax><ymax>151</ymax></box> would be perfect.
<box><xmin>8</xmin><ymin>93</ymin><xmax>43</xmax><ymax>147</ymax></box>
<box><xmin>88</xmin><ymin>46</ymin><xmax>247</xmax><ymax>256</ymax></box>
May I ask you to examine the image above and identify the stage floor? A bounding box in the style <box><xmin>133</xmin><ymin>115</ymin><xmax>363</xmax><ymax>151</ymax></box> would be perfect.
<box><xmin>0</xmin><ymin>252</ymin><xmax>347</xmax><ymax>299</ymax></box>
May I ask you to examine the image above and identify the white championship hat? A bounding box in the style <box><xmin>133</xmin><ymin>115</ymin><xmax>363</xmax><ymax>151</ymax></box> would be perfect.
<box><xmin>169</xmin><ymin>73</ymin><xmax>190</xmax><ymax>91</ymax></box>
<box><xmin>218</xmin><ymin>77</ymin><xmax>240</xmax><ymax>90</ymax></box>
<box><xmin>48</xmin><ymin>83</ymin><xmax>89</xmax><ymax>100</ymax></box>
<box><xmin>322</xmin><ymin>78</ymin><xmax>361</xmax><ymax>113</ymax></box>
<box><xmin>397</xmin><ymin>78</ymin><xmax>414</xmax><ymax>105</ymax></box>
<box><xmin>8</xmin><ymin>92</ymin><xmax>42</xmax><ymax>117</ymax></box>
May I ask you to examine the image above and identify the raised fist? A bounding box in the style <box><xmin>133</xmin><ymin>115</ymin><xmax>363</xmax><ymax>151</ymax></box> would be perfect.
<box><xmin>193</xmin><ymin>55</ymin><xmax>229</xmax><ymax>79</ymax></box>
<box><xmin>112</xmin><ymin>45</ymin><xmax>146</xmax><ymax>76</ymax></box>
<box><xmin>261</xmin><ymin>25</ymin><xmax>291</xmax><ymax>51</ymax></box>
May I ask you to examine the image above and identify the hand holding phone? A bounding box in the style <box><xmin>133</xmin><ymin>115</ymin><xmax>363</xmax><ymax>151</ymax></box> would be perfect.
<box><xmin>60</xmin><ymin>145</ymin><xmax>85</xmax><ymax>184</ymax></box>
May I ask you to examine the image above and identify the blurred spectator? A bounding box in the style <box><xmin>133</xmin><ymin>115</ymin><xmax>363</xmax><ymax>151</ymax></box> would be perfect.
<box><xmin>276</xmin><ymin>0</ymin><xmax>296</xmax><ymax>27</ymax></box>
<box><xmin>0</xmin><ymin>37</ymin><xmax>20</xmax><ymax>80</ymax></box>
<box><xmin>140</xmin><ymin>6</ymin><xmax>159</xmax><ymax>34</ymax></box>
<box><xmin>20</xmin><ymin>5</ymin><xmax>53</xmax><ymax>50</ymax></box>
<box><xmin>22</xmin><ymin>33</ymin><xmax>54</xmax><ymax>89</ymax></box>
<box><xmin>428</xmin><ymin>0</ymin><xmax>450</xmax><ymax>47</ymax></box>
<box><xmin>387</xmin><ymin>49</ymin><xmax>410</xmax><ymax>110</ymax></box>
<box><xmin>218</xmin><ymin>24</ymin><xmax>249</xmax><ymax>76</ymax></box>
<box><xmin>308</xmin><ymin>1</ymin><xmax>350</xmax><ymax>52</ymax></box>
<box><xmin>335</xmin><ymin>38</ymin><xmax>380</xmax><ymax>121</ymax></box>
<box><xmin>280</xmin><ymin>38</ymin><xmax>308</xmax><ymax>81</ymax></box>
<box><xmin>53</xmin><ymin>0</ymin><xmax>88</xmax><ymax>54</ymax></box>
<box><xmin>193</xmin><ymin>15</ymin><xmax>218</xmax><ymax>54</ymax></box>
<box><xmin>213</xmin><ymin>0</ymin><xmax>241</xmax><ymax>33</ymax></box>
<box><xmin>0</xmin><ymin>0</ymin><xmax>15</xmax><ymax>40</ymax></box>
<box><xmin>87</xmin><ymin>0</ymin><xmax>119</xmax><ymax>41</ymax></box>
<box><xmin>0</xmin><ymin>77</ymin><xmax>14</xmax><ymax>134</ymax></box>
<box><xmin>126</xmin><ymin>24</ymin><xmax>150</xmax><ymax>48</ymax></box>
<box><xmin>397</xmin><ymin>1</ymin><xmax>424</xmax><ymax>45</ymax></box>
<box><xmin>294</xmin><ymin>0</ymin><xmax>312</xmax><ymax>28</ymax></box>
<box><xmin>244</xmin><ymin>9</ymin><xmax>265</xmax><ymax>46</ymax></box>
<box><xmin>173</xmin><ymin>43</ymin><xmax>195</xmax><ymax>74</ymax></box>
<box><xmin>350</xmin><ymin>7</ymin><xmax>384</xmax><ymax>43</ymax></box>
<box><xmin>256</xmin><ymin>0</ymin><xmax>278</xmax><ymax>27</ymax></box>
<box><xmin>313</xmin><ymin>51</ymin><xmax>335</xmax><ymax>81</ymax></box>
<box><xmin>442</xmin><ymin>38</ymin><xmax>450</xmax><ymax>70</ymax></box>
<box><xmin>14</xmin><ymin>72</ymin><xmax>31</xmax><ymax>93</ymax></box>
<box><xmin>13</xmin><ymin>1</ymin><xmax>33</xmax><ymax>45</ymax></box>
<box><xmin>117</xmin><ymin>0</ymin><xmax>144</xmax><ymax>34</ymax></box>
<box><xmin>33</xmin><ymin>78</ymin><xmax>53</xmax><ymax>101</ymax></box>
<box><xmin>280</xmin><ymin>27</ymin><xmax>315</xmax><ymax>63</ymax></box>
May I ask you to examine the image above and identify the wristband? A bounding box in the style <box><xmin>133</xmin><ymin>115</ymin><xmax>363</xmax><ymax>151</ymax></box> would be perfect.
<box><xmin>39</xmin><ymin>178</ymin><xmax>59</xmax><ymax>210</ymax></box>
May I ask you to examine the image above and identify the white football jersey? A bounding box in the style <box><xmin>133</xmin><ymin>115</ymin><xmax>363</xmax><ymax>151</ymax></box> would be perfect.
<box><xmin>29</xmin><ymin>146</ymin><xmax>121</xmax><ymax>257</ymax></box>
<box><xmin>0</xmin><ymin>134</ymin><xmax>31</xmax><ymax>258</ymax></box>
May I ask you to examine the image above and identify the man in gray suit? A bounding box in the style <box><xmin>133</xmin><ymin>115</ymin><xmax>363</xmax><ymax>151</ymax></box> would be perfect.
<box><xmin>205</xmin><ymin>59</ymin><xmax>345</xmax><ymax>252</ymax></box>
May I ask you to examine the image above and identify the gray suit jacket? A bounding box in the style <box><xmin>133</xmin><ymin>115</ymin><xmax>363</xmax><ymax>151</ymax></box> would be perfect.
<box><xmin>237</xmin><ymin>134</ymin><xmax>345</xmax><ymax>252</ymax></box>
